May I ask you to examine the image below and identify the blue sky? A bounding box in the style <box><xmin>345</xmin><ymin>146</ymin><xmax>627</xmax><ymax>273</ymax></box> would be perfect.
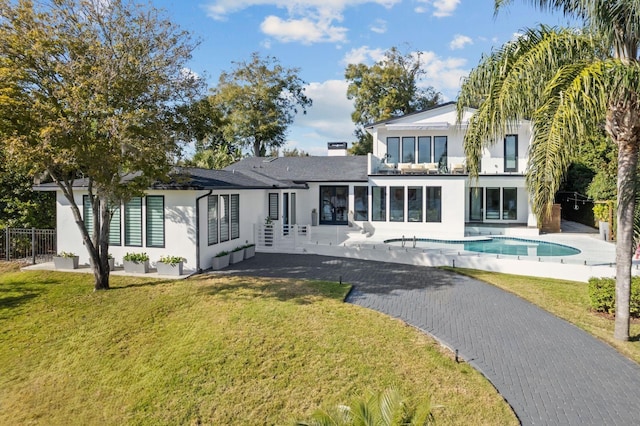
<box><xmin>154</xmin><ymin>0</ymin><xmax>573</xmax><ymax>155</ymax></box>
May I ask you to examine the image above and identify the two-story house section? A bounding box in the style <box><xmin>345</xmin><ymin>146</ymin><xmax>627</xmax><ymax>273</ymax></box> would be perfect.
<box><xmin>363</xmin><ymin>102</ymin><xmax>538</xmax><ymax>239</ymax></box>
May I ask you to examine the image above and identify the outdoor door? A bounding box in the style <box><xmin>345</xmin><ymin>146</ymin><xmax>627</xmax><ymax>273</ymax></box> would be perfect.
<box><xmin>469</xmin><ymin>187</ymin><xmax>483</xmax><ymax>222</ymax></box>
<box><xmin>320</xmin><ymin>186</ymin><xmax>348</xmax><ymax>225</ymax></box>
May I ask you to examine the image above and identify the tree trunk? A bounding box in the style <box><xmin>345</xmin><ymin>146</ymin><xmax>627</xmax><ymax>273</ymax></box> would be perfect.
<box><xmin>92</xmin><ymin>196</ymin><xmax>111</xmax><ymax>291</ymax></box>
<box><xmin>606</xmin><ymin>98</ymin><xmax>640</xmax><ymax>341</ymax></box>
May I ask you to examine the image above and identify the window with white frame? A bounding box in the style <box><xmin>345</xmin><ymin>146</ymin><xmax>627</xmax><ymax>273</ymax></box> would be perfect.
<box><xmin>125</xmin><ymin>197</ymin><xmax>143</xmax><ymax>247</ymax></box>
<box><xmin>207</xmin><ymin>195</ymin><xmax>218</xmax><ymax>246</ymax></box>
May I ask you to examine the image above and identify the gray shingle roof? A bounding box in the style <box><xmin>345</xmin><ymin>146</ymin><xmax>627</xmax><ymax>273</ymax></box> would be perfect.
<box><xmin>224</xmin><ymin>156</ymin><xmax>368</xmax><ymax>182</ymax></box>
<box><xmin>33</xmin><ymin>167</ymin><xmax>307</xmax><ymax>192</ymax></box>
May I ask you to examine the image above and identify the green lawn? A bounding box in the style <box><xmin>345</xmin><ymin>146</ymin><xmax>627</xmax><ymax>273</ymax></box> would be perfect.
<box><xmin>0</xmin><ymin>264</ymin><xmax>516</xmax><ymax>425</ymax></box>
<box><xmin>444</xmin><ymin>267</ymin><xmax>640</xmax><ymax>364</ymax></box>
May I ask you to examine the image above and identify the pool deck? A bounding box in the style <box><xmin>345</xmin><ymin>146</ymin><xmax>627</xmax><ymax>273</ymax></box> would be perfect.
<box><xmin>286</xmin><ymin>220</ymin><xmax>624</xmax><ymax>283</ymax></box>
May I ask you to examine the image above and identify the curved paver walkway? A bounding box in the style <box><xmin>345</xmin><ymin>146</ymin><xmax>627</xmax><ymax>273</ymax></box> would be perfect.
<box><xmin>218</xmin><ymin>253</ymin><xmax>640</xmax><ymax>425</ymax></box>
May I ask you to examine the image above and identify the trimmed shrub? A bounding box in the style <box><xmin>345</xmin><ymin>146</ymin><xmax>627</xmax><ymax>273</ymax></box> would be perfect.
<box><xmin>588</xmin><ymin>277</ymin><xmax>640</xmax><ymax>318</ymax></box>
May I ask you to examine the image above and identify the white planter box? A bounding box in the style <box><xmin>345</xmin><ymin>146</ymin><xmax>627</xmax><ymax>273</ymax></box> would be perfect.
<box><xmin>156</xmin><ymin>261</ymin><xmax>183</xmax><ymax>276</ymax></box>
<box><xmin>244</xmin><ymin>245</ymin><xmax>255</xmax><ymax>259</ymax></box>
<box><xmin>123</xmin><ymin>260</ymin><xmax>149</xmax><ymax>274</ymax></box>
<box><xmin>53</xmin><ymin>256</ymin><xmax>79</xmax><ymax>270</ymax></box>
<box><xmin>212</xmin><ymin>254</ymin><xmax>230</xmax><ymax>270</ymax></box>
<box><xmin>230</xmin><ymin>249</ymin><xmax>245</xmax><ymax>264</ymax></box>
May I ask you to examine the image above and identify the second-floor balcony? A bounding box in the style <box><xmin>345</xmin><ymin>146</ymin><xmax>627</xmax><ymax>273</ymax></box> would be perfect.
<box><xmin>367</xmin><ymin>154</ymin><xmax>526</xmax><ymax>176</ymax></box>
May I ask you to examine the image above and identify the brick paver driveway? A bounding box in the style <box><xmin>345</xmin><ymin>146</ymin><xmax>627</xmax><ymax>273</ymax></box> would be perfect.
<box><xmin>219</xmin><ymin>253</ymin><xmax>640</xmax><ymax>425</ymax></box>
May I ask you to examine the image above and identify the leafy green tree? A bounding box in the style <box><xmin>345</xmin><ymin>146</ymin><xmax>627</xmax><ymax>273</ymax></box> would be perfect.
<box><xmin>0</xmin><ymin>148</ymin><xmax>54</xmax><ymax>229</ymax></box>
<box><xmin>0</xmin><ymin>0</ymin><xmax>202</xmax><ymax>290</ymax></box>
<box><xmin>345</xmin><ymin>47</ymin><xmax>442</xmax><ymax>154</ymax></box>
<box><xmin>179</xmin><ymin>97</ymin><xmax>241</xmax><ymax>169</ymax></box>
<box><xmin>211</xmin><ymin>53</ymin><xmax>312</xmax><ymax>157</ymax></box>
<box><xmin>458</xmin><ymin>0</ymin><xmax>640</xmax><ymax>340</ymax></box>
<box><xmin>282</xmin><ymin>147</ymin><xmax>309</xmax><ymax>157</ymax></box>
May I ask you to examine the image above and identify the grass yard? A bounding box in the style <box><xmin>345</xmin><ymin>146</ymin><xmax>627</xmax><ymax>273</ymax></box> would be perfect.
<box><xmin>445</xmin><ymin>267</ymin><xmax>640</xmax><ymax>364</ymax></box>
<box><xmin>0</xmin><ymin>263</ymin><xmax>516</xmax><ymax>425</ymax></box>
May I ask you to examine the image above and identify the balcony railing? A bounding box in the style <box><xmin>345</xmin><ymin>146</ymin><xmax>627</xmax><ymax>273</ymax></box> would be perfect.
<box><xmin>367</xmin><ymin>153</ymin><xmax>525</xmax><ymax>175</ymax></box>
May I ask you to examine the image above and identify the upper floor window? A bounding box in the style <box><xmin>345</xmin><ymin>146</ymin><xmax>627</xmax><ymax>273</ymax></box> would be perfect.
<box><xmin>418</xmin><ymin>136</ymin><xmax>431</xmax><ymax>163</ymax></box>
<box><xmin>401</xmin><ymin>137</ymin><xmax>415</xmax><ymax>163</ymax></box>
<box><xmin>504</xmin><ymin>135</ymin><xmax>518</xmax><ymax>172</ymax></box>
<box><xmin>386</xmin><ymin>137</ymin><xmax>400</xmax><ymax>164</ymax></box>
<box><xmin>434</xmin><ymin>136</ymin><xmax>447</xmax><ymax>167</ymax></box>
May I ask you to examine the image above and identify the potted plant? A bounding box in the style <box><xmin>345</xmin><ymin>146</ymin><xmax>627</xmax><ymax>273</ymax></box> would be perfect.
<box><xmin>107</xmin><ymin>253</ymin><xmax>115</xmax><ymax>271</ymax></box>
<box><xmin>123</xmin><ymin>252</ymin><xmax>149</xmax><ymax>274</ymax></box>
<box><xmin>243</xmin><ymin>242</ymin><xmax>256</xmax><ymax>259</ymax></box>
<box><xmin>212</xmin><ymin>250</ymin><xmax>230</xmax><ymax>270</ymax></box>
<box><xmin>156</xmin><ymin>255</ymin><xmax>184</xmax><ymax>276</ymax></box>
<box><xmin>53</xmin><ymin>251</ymin><xmax>79</xmax><ymax>270</ymax></box>
<box><xmin>230</xmin><ymin>246</ymin><xmax>245</xmax><ymax>264</ymax></box>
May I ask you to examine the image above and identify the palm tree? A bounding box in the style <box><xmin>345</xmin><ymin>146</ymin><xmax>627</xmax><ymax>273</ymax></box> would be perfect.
<box><xmin>296</xmin><ymin>388</ymin><xmax>435</xmax><ymax>426</ymax></box>
<box><xmin>457</xmin><ymin>0</ymin><xmax>640</xmax><ymax>341</ymax></box>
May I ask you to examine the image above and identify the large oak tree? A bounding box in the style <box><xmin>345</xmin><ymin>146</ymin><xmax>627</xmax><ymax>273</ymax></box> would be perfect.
<box><xmin>210</xmin><ymin>53</ymin><xmax>312</xmax><ymax>157</ymax></box>
<box><xmin>345</xmin><ymin>47</ymin><xmax>441</xmax><ymax>155</ymax></box>
<box><xmin>0</xmin><ymin>0</ymin><xmax>202</xmax><ymax>290</ymax></box>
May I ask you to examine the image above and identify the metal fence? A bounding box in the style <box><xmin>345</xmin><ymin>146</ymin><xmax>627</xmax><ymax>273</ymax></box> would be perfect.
<box><xmin>0</xmin><ymin>228</ymin><xmax>56</xmax><ymax>264</ymax></box>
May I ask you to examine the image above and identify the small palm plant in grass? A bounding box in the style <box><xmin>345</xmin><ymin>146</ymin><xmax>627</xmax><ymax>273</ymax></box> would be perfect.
<box><xmin>297</xmin><ymin>388</ymin><xmax>436</xmax><ymax>426</ymax></box>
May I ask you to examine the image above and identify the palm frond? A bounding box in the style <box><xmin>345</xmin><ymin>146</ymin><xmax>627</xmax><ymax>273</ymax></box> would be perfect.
<box><xmin>458</xmin><ymin>26</ymin><xmax>602</xmax><ymax>177</ymax></box>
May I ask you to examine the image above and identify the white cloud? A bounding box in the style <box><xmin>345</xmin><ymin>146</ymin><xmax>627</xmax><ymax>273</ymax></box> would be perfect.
<box><xmin>369</xmin><ymin>18</ymin><xmax>387</xmax><ymax>34</ymax></box>
<box><xmin>414</xmin><ymin>0</ymin><xmax>460</xmax><ymax>18</ymax></box>
<box><xmin>203</xmin><ymin>0</ymin><xmax>401</xmax><ymax>44</ymax></box>
<box><xmin>449</xmin><ymin>34</ymin><xmax>473</xmax><ymax>50</ymax></box>
<box><xmin>341</xmin><ymin>46</ymin><xmax>385</xmax><ymax>65</ymax></box>
<box><xmin>287</xmin><ymin>79</ymin><xmax>355</xmax><ymax>154</ymax></box>
<box><xmin>419</xmin><ymin>51</ymin><xmax>468</xmax><ymax>100</ymax></box>
<box><xmin>260</xmin><ymin>15</ymin><xmax>348</xmax><ymax>44</ymax></box>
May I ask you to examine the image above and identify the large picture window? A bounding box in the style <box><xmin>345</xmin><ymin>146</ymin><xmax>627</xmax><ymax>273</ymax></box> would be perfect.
<box><xmin>207</xmin><ymin>195</ymin><xmax>218</xmax><ymax>245</ymax></box>
<box><xmin>146</xmin><ymin>196</ymin><xmax>164</xmax><ymax>248</ymax></box>
<box><xmin>354</xmin><ymin>186</ymin><xmax>368</xmax><ymax>221</ymax></box>
<box><xmin>220</xmin><ymin>195</ymin><xmax>229</xmax><ymax>242</ymax></box>
<box><xmin>124</xmin><ymin>197</ymin><xmax>143</xmax><ymax>246</ymax></box>
<box><xmin>503</xmin><ymin>188</ymin><xmax>517</xmax><ymax>220</ymax></box>
<box><xmin>426</xmin><ymin>187</ymin><xmax>442</xmax><ymax>222</ymax></box>
<box><xmin>418</xmin><ymin>136</ymin><xmax>431</xmax><ymax>163</ymax></box>
<box><xmin>434</xmin><ymin>136</ymin><xmax>447</xmax><ymax>168</ymax></box>
<box><xmin>401</xmin><ymin>137</ymin><xmax>415</xmax><ymax>163</ymax></box>
<box><xmin>408</xmin><ymin>187</ymin><xmax>423</xmax><ymax>222</ymax></box>
<box><xmin>386</xmin><ymin>137</ymin><xmax>400</xmax><ymax>164</ymax></box>
<box><xmin>504</xmin><ymin>135</ymin><xmax>518</xmax><ymax>172</ymax></box>
<box><xmin>390</xmin><ymin>187</ymin><xmax>404</xmax><ymax>222</ymax></box>
<box><xmin>485</xmin><ymin>188</ymin><xmax>501</xmax><ymax>219</ymax></box>
<box><xmin>372</xmin><ymin>186</ymin><xmax>386</xmax><ymax>221</ymax></box>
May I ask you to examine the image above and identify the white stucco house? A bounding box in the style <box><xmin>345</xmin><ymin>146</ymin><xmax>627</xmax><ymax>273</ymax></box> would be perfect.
<box><xmin>41</xmin><ymin>102</ymin><xmax>538</xmax><ymax>273</ymax></box>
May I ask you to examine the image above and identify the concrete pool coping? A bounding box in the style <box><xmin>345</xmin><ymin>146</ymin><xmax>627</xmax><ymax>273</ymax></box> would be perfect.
<box><xmin>276</xmin><ymin>221</ymin><xmax>627</xmax><ymax>283</ymax></box>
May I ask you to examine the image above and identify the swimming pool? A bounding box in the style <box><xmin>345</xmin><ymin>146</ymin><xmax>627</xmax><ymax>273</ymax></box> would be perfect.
<box><xmin>385</xmin><ymin>236</ymin><xmax>581</xmax><ymax>257</ymax></box>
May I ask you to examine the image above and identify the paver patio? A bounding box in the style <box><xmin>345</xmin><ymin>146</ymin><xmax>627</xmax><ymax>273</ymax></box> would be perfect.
<box><xmin>221</xmin><ymin>253</ymin><xmax>640</xmax><ymax>425</ymax></box>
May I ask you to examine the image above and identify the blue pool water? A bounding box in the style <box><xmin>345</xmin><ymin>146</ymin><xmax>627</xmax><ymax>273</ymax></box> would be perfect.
<box><xmin>385</xmin><ymin>237</ymin><xmax>581</xmax><ymax>257</ymax></box>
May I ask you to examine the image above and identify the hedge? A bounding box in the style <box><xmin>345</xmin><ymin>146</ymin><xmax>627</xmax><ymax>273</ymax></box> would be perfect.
<box><xmin>588</xmin><ymin>277</ymin><xmax>640</xmax><ymax>318</ymax></box>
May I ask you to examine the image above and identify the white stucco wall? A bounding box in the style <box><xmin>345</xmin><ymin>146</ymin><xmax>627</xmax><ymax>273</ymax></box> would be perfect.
<box><xmin>197</xmin><ymin>189</ymin><xmax>267</xmax><ymax>270</ymax></box>
<box><xmin>56</xmin><ymin>190</ymin><xmax>198</xmax><ymax>270</ymax></box>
